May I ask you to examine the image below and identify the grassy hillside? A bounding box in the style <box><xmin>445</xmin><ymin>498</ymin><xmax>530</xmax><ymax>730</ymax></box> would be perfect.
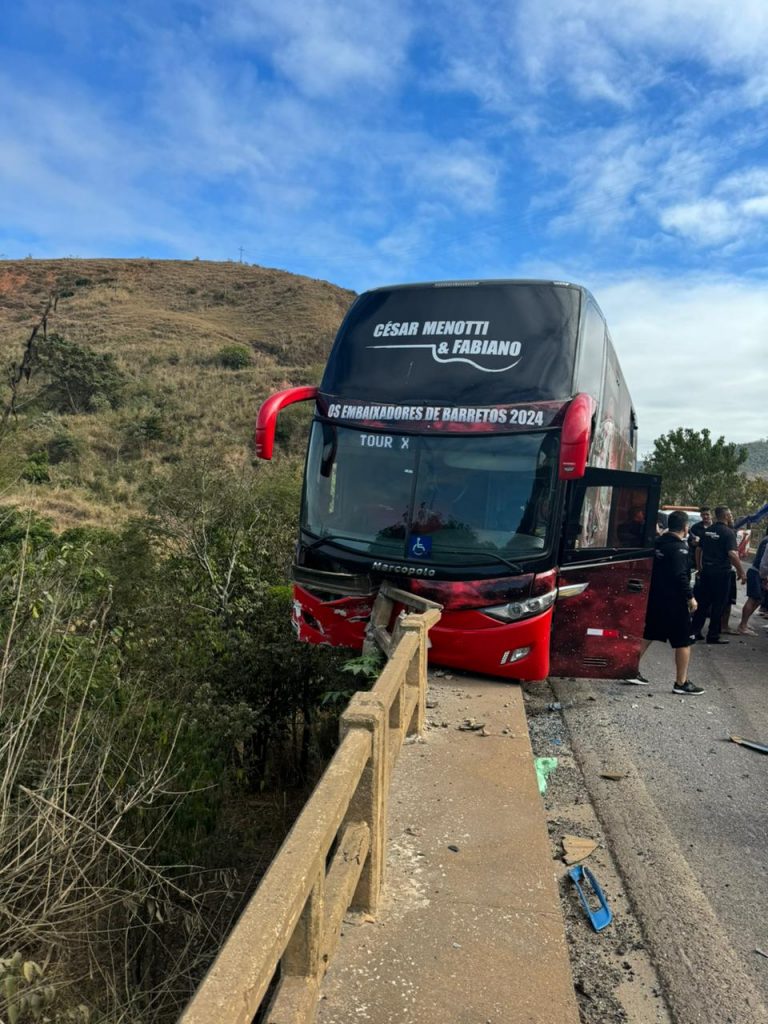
<box><xmin>743</xmin><ymin>438</ymin><xmax>768</xmax><ymax>478</ymax></box>
<box><xmin>0</xmin><ymin>258</ymin><xmax>355</xmax><ymax>526</ymax></box>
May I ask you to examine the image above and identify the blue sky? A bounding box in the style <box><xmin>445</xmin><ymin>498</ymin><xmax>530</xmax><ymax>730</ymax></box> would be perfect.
<box><xmin>1</xmin><ymin>0</ymin><xmax>767</xmax><ymax>448</ymax></box>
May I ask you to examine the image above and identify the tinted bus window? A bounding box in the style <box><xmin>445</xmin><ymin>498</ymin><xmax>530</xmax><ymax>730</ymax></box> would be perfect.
<box><xmin>321</xmin><ymin>282</ymin><xmax>581</xmax><ymax>405</ymax></box>
<box><xmin>575</xmin><ymin>301</ymin><xmax>606</xmax><ymax>402</ymax></box>
<box><xmin>575</xmin><ymin>484</ymin><xmax>653</xmax><ymax>550</ymax></box>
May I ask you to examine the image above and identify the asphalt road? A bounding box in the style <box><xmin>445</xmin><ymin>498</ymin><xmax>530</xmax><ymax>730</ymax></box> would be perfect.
<box><xmin>553</xmin><ymin>600</ymin><xmax>768</xmax><ymax>1024</ymax></box>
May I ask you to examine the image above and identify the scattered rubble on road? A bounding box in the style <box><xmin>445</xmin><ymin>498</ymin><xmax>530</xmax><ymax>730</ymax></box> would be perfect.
<box><xmin>525</xmin><ymin>681</ymin><xmax>672</xmax><ymax>1024</ymax></box>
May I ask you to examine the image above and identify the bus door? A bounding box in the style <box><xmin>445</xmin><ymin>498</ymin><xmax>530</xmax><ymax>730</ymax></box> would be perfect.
<box><xmin>549</xmin><ymin>469</ymin><xmax>661</xmax><ymax>680</ymax></box>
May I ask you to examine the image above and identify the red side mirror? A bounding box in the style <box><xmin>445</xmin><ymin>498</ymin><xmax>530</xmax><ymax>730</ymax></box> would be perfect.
<box><xmin>559</xmin><ymin>393</ymin><xmax>596</xmax><ymax>480</ymax></box>
<box><xmin>255</xmin><ymin>386</ymin><xmax>318</xmax><ymax>460</ymax></box>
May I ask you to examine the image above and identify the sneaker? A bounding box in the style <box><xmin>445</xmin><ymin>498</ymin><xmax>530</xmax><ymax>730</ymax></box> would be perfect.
<box><xmin>706</xmin><ymin>638</ymin><xmax>729</xmax><ymax>645</ymax></box>
<box><xmin>673</xmin><ymin>680</ymin><xmax>705</xmax><ymax>695</ymax></box>
<box><xmin>623</xmin><ymin>672</ymin><xmax>649</xmax><ymax>685</ymax></box>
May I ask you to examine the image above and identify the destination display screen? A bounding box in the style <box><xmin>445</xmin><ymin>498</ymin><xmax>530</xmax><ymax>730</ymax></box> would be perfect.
<box><xmin>320</xmin><ymin>281</ymin><xmax>581</xmax><ymax>406</ymax></box>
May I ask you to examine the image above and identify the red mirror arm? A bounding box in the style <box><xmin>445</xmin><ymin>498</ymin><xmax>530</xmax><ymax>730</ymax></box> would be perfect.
<box><xmin>559</xmin><ymin>393</ymin><xmax>596</xmax><ymax>480</ymax></box>
<box><xmin>255</xmin><ymin>386</ymin><xmax>319</xmax><ymax>460</ymax></box>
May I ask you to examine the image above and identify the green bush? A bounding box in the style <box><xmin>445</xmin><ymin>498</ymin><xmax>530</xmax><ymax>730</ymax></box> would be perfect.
<box><xmin>0</xmin><ymin>507</ymin><xmax>55</xmax><ymax>546</ymax></box>
<box><xmin>46</xmin><ymin>430</ymin><xmax>82</xmax><ymax>464</ymax></box>
<box><xmin>31</xmin><ymin>333</ymin><xmax>127</xmax><ymax>414</ymax></box>
<box><xmin>214</xmin><ymin>345</ymin><xmax>252</xmax><ymax>370</ymax></box>
<box><xmin>21</xmin><ymin>449</ymin><xmax>50</xmax><ymax>483</ymax></box>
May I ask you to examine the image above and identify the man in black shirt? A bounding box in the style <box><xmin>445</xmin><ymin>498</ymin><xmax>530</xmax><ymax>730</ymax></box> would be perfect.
<box><xmin>634</xmin><ymin>510</ymin><xmax>703</xmax><ymax>695</ymax></box>
<box><xmin>690</xmin><ymin>505</ymin><xmax>747</xmax><ymax>644</ymax></box>
<box><xmin>688</xmin><ymin>506</ymin><xmax>712</xmax><ymax>572</ymax></box>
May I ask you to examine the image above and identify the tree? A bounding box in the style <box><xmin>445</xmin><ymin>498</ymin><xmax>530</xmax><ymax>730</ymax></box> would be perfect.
<box><xmin>33</xmin><ymin>332</ymin><xmax>127</xmax><ymax>413</ymax></box>
<box><xmin>644</xmin><ymin>428</ymin><xmax>748</xmax><ymax>506</ymax></box>
<box><xmin>731</xmin><ymin>474</ymin><xmax>768</xmax><ymax>522</ymax></box>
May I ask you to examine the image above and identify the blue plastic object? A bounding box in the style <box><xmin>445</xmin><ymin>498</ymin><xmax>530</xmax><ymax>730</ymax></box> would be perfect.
<box><xmin>568</xmin><ymin>865</ymin><xmax>613</xmax><ymax>932</ymax></box>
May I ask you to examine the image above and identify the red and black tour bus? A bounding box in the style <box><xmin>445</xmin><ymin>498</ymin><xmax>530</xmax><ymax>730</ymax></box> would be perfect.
<box><xmin>255</xmin><ymin>280</ymin><xmax>660</xmax><ymax>682</ymax></box>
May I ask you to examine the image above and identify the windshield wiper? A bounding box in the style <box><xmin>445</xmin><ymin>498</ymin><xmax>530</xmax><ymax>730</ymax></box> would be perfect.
<box><xmin>302</xmin><ymin>532</ymin><xmax>526</xmax><ymax>574</ymax></box>
<box><xmin>457</xmin><ymin>551</ymin><xmax>525</xmax><ymax>574</ymax></box>
<box><xmin>301</xmin><ymin>531</ymin><xmax>361</xmax><ymax>555</ymax></box>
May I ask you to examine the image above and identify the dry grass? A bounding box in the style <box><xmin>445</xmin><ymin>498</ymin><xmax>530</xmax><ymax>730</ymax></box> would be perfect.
<box><xmin>0</xmin><ymin>542</ymin><xmax>233</xmax><ymax>1023</ymax></box>
<box><xmin>0</xmin><ymin>259</ymin><xmax>354</xmax><ymax>529</ymax></box>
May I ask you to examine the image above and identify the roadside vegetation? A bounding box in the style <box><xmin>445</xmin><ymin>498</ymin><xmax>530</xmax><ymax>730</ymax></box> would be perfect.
<box><xmin>0</xmin><ymin>260</ymin><xmax>355</xmax><ymax>1023</ymax></box>
<box><xmin>643</xmin><ymin>427</ymin><xmax>768</xmax><ymax>512</ymax></box>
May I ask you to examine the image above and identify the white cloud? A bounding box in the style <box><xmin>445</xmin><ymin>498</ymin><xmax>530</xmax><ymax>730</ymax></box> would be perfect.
<box><xmin>406</xmin><ymin>144</ymin><xmax>499</xmax><ymax>213</ymax></box>
<box><xmin>659</xmin><ymin>200</ymin><xmax>737</xmax><ymax>245</ymax></box>
<box><xmin>656</xmin><ymin>165</ymin><xmax>768</xmax><ymax>246</ymax></box>
<box><xmin>514</xmin><ymin>0</ymin><xmax>768</xmax><ymax>93</ymax></box>
<box><xmin>741</xmin><ymin>196</ymin><xmax>768</xmax><ymax>217</ymax></box>
<box><xmin>213</xmin><ymin>0</ymin><xmax>414</xmax><ymax>98</ymax></box>
<box><xmin>597</xmin><ymin>275</ymin><xmax>768</xmax><ymax>444</ymax></box>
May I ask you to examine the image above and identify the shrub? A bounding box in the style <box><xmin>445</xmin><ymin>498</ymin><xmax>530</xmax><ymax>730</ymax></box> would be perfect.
<box><xmin>46</xmin><ymin>430</ymin><xmax>82</xmax><ymax>464</ymax></box>
<box><xmin>0</xmin><ymin>529</ymin><xmax>234</xmax><ymax>1022</ymax></box>
<box><xmin>0</xmin><ymin>507</ymin><xmax>55</xmax><ymax>546</ymax></box>
<box><xmin>215</xmin><ymin>345</ymin><xmax>252</xmax><ymax>370</ymax></box>
<box><xmin>120</xmin><ymin>408</ymin><xmax>179</xmax><ymax>459</ymax></box>
<box><xmin>21</xmin><ymin>449</ymin><xmax>50</xmax><ymax>483</ymax></box>
<box><xmin>31</xmin><ymin>333</ymin><xmax>127</xmax><ymax>414</ymax></box>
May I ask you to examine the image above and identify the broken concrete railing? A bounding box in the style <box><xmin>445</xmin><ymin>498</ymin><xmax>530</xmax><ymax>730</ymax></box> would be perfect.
<box><xmin>179</xmin><ymin>595</ymin><xmax>441</xmax><ymax>1024</ymax></box>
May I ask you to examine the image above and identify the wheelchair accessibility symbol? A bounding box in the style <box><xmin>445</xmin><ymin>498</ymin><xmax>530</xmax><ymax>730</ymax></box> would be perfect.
<box><xmin>408</xmin><ymin>534</ymin><xmax>432</xmax><ymax>559</ymax></box>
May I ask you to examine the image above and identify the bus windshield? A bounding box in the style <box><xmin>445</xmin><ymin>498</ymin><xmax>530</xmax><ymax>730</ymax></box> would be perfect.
<box><xmin>302</xmin><ymin>422</ymin><xmax>559</xmax><ymax>567</ymax></box>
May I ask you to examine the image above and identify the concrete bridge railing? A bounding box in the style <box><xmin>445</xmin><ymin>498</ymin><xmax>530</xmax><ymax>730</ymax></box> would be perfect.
<box><xmin>179</xmin><ymin>584</ymin><xmax>442</xmax><ymax>1024</ymax></box>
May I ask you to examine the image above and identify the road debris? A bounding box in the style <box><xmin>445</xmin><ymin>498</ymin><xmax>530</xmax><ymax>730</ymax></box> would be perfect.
<box><xmin>730</xmin><ymin>735</ymin><xmax>768</xmax><ymax>755</ymax></box>
<box><xmin>343</xmin><ymin>912</ymin><xmax>376</xmax><ymax>926</ymax></box>
<box><xmin>599</xmin><ymin>771</ymin><xmax>627</xmax><ymax>781</ymax></box>
<box><xmin>458</xmin><ymin>718</ymin><xmax>485</xmax><ymax>731</ymax></box>
<box><xmin>569</xmin><ymin>865</ymin><xmax>613</xmax><ymax>932</ymax></box>
<box><xmin>562</xmin><ymin>835</ymin><xmax>599</xmax><ymax>865</ymax></box>
<box><xmin>534</xmin><ymin>756</ymin><xmax>558</xmax><ymax>794</ymax></box>
<box><xmin>755</xmin><ymin>948</ymin><xmax>768</xmax><ymax>960</ymax></box>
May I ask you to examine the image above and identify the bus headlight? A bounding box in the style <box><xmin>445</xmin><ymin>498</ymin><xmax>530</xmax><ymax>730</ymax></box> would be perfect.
<box><xmin>482</xmin><ymin>588</ymin><xmax>557</xmax><ymax>623</ymax></box>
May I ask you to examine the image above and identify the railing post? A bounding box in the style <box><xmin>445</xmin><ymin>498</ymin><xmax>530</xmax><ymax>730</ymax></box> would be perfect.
<box><xmin>281</xmin><ymin>866</ymin><xmax>325</xmax><ymax>980</ymax></box>
<box><xmin>400</xmin><ymin>613</ymin><xmax>429</xmax><ymax>735</ymax></box>
<box><xmin>340</xmin><ymin>696</ymin><xmax>387</xmax><ymax>914</ymax></box>
<box><xmin>267</xmin><ymin>869</ymin><xmax>326</xmax><ymax>1023</ymax></box>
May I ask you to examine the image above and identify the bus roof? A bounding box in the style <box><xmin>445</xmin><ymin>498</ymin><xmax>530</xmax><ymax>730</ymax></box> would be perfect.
<box><xmin>363</xmin><ymin>278</ymin><xmax>590</xmax><ymax>295</ymax></box>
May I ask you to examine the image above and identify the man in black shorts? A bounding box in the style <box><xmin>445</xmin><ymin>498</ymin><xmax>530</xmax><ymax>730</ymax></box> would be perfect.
<box><xmin>634</xmin><ymin>510</ymin><xmax>703</xmax><ymax>695</ymax></box>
